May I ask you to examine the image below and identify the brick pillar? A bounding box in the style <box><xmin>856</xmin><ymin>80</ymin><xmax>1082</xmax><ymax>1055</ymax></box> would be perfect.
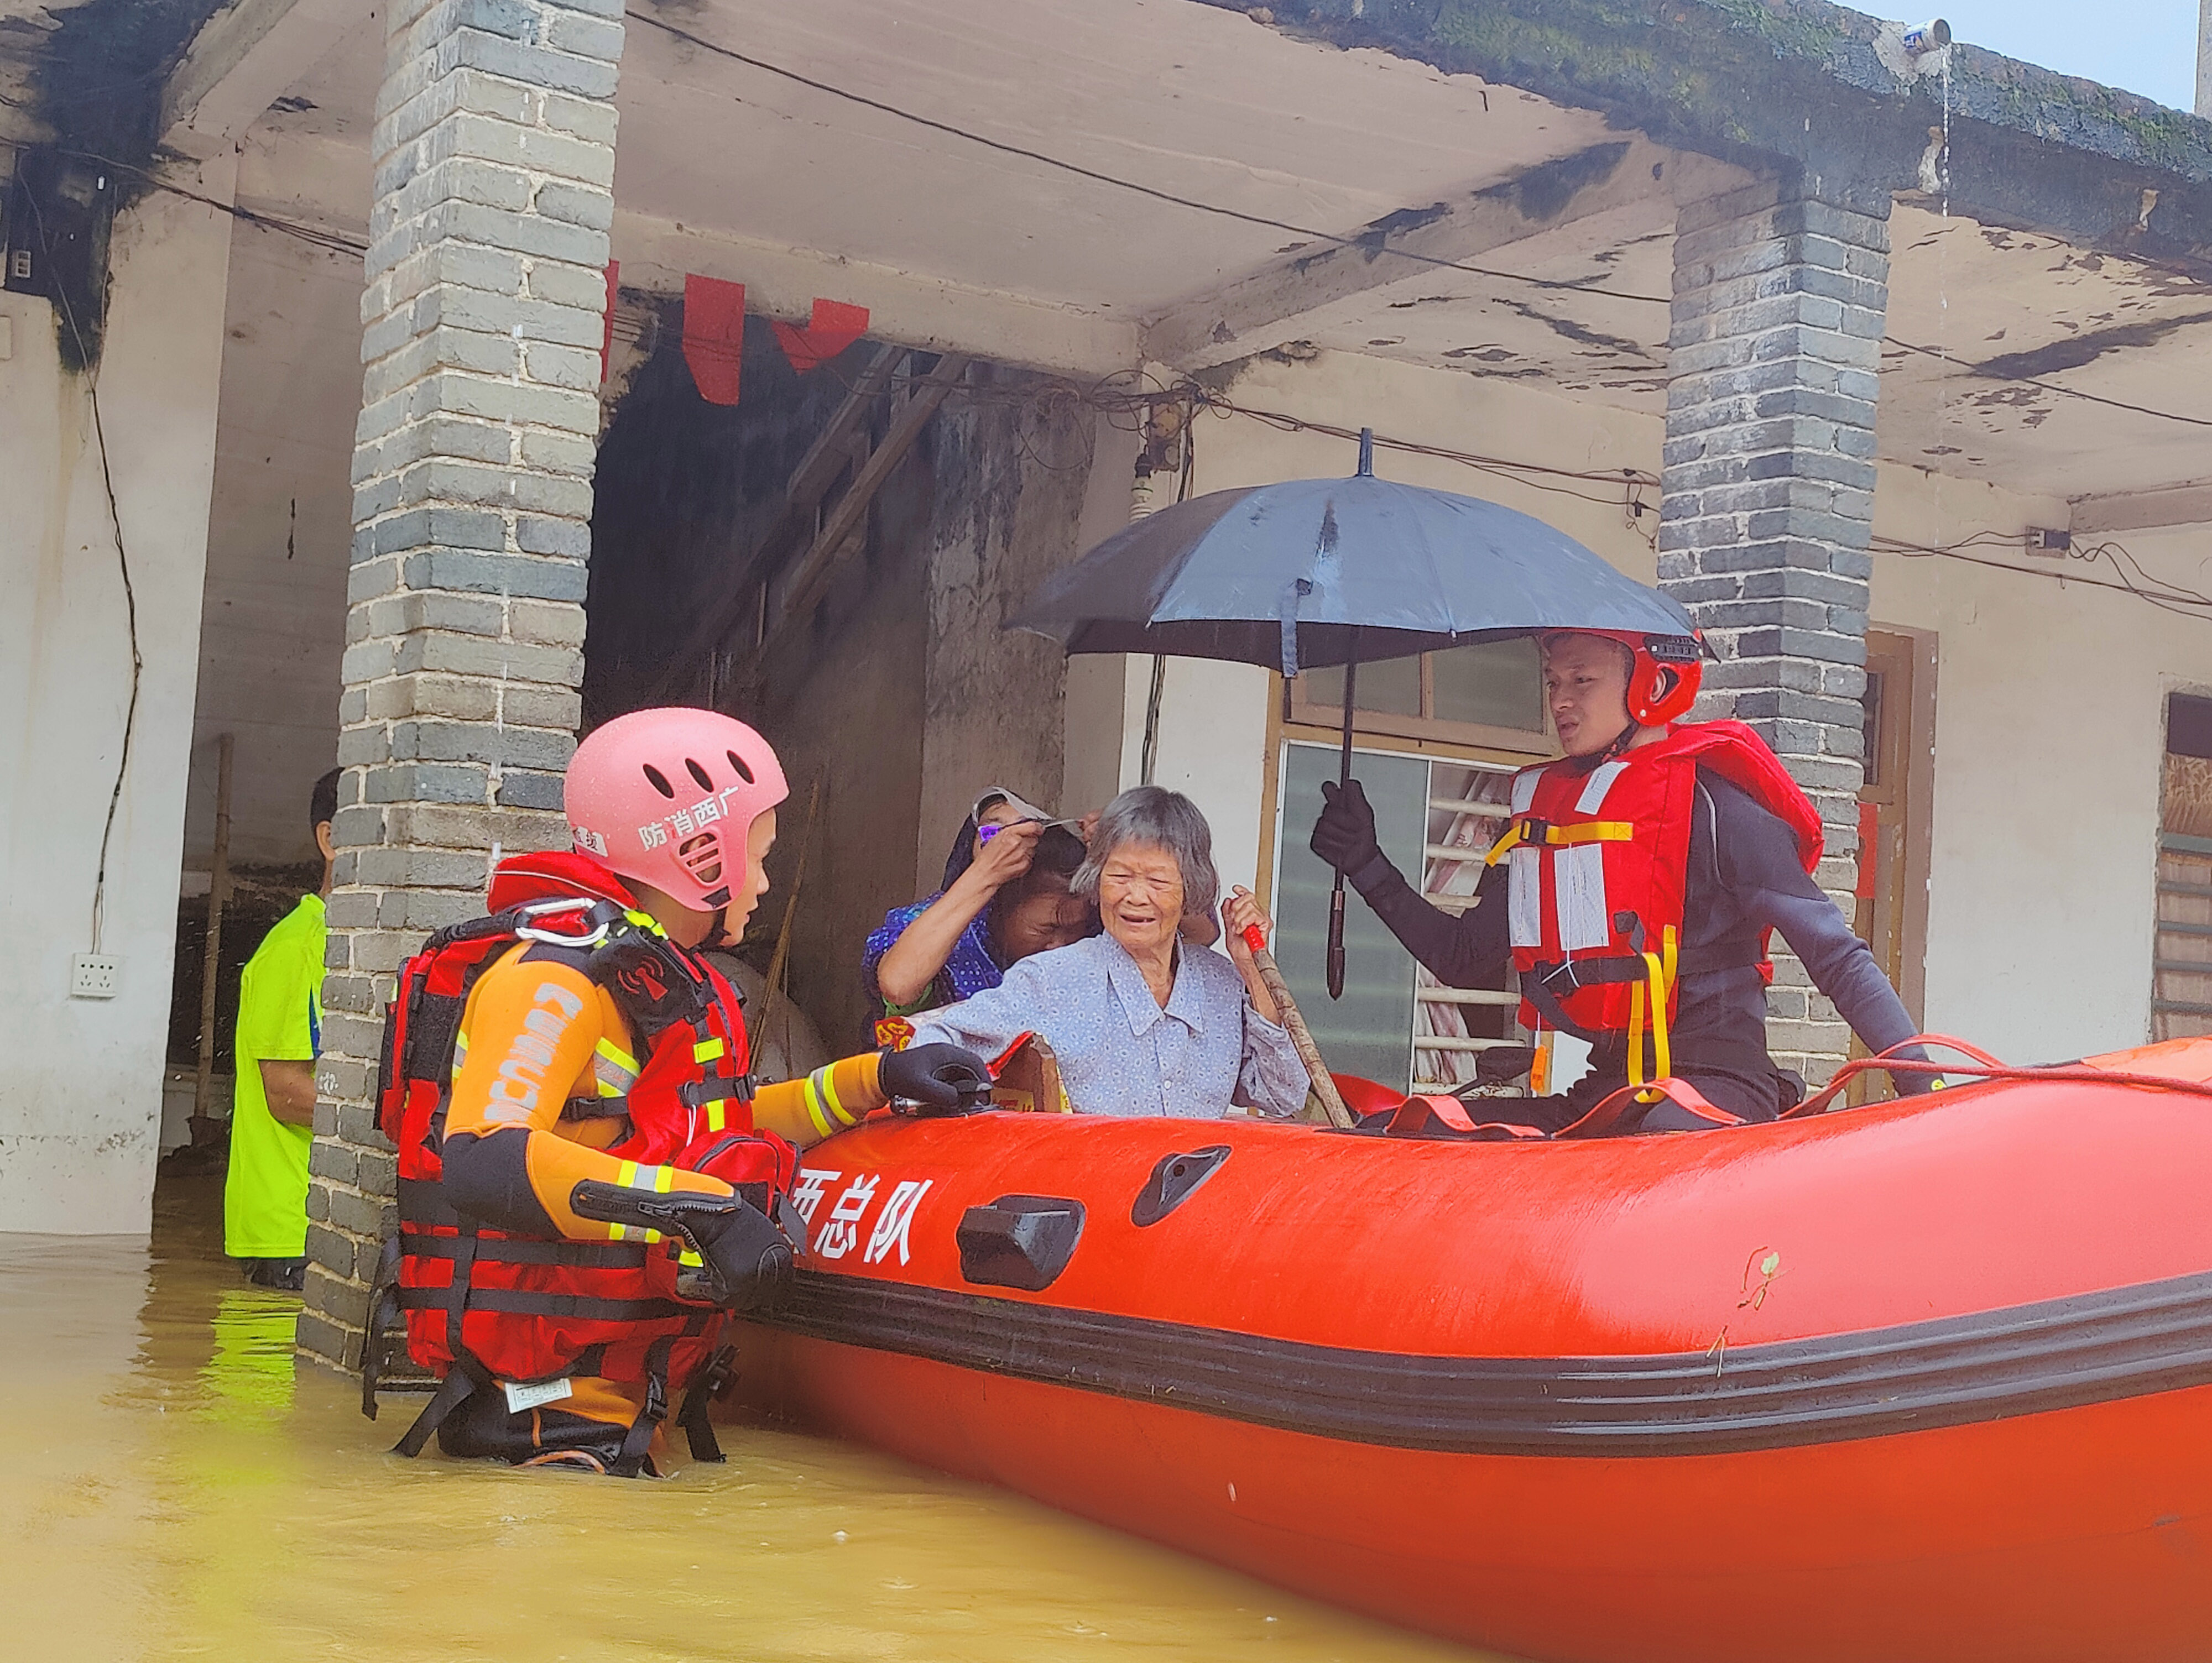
<box><xmin>301</xmin><ymin>0</ymin><xmax>624</xmax><ymax>1371</ymax></box>
<box><xmin>1658</xmin><ymin>176</ymin><xmax>1888</xmax><ymax>1088</ymax></box>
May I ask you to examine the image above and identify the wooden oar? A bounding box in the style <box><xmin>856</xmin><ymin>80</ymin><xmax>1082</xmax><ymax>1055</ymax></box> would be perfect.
<box><xmin>1242</xmin><ymin>924</ymin><xmax>1356</xmax><ymax>1128</ymax></box>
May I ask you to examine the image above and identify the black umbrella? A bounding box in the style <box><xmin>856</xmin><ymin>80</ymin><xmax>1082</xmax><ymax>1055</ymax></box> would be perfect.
<box><xmin>1011</xmin><ymin>427</ymin><xmax>1695</xmax><ymax>1003</ymax></box>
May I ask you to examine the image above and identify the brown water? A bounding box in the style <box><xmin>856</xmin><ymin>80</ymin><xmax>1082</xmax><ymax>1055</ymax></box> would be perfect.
<box><xmin>6</xmin><ymin>1175</ymin><xmax>1493</xmax><ymax>1663</ymax></box>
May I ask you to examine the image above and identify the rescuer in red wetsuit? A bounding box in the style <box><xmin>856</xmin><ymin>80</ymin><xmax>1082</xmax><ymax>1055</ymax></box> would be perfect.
<box><xmin>1310</xmin><ymin>631</ymin><xmax>1928</xmax><ymax>1133</ymax></box>
<box><xmin>390</xmin><ymin>708</ymin><xmax>988</xmax><ymax>1472</ymax></box>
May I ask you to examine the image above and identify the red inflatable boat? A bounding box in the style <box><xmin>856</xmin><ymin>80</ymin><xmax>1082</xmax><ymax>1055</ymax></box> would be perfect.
<box><xmin>727</xmin><ymin>1038</ymin><xmax>2212</xmax><ymax>1663</ymax></box>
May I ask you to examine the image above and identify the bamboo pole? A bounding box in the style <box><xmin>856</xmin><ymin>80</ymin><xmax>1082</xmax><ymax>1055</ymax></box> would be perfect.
<box><xmin>1240</xmin><ymin>925</ymin><xmax>1355</xmax><ymax>1128</ymax></box>
<box><xmin>191</xmin><ymin>733</ymin><xmax>234</xmax><ymax>1142</ymax></box>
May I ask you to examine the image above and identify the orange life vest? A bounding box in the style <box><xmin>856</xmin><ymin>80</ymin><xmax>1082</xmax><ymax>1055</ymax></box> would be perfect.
<box><xmin>362</xmin><ymin>851</ymin><xmax>795</xmax><ymax>1467</ymax></box>
<box><xmin>1485</xmin><ymin>721</ymin><xmax>1823</xmax><ymax>1081</ymax></box>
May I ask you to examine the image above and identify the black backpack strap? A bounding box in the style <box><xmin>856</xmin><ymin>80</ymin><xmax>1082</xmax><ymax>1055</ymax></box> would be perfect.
<box><xmin>393</xmin><ymin>1351</ymin><xmax>490</xmax><ymax>1458</ymax></box>
<box><xmin>677</xmin><ymin>1345</ymin><xmax>737</xmax><ymax>1464</ymax></box>
<box><xmin>610</xmin><ymin>1336</ymin><xmax>676</xmax><ymax>1478</ymax></box>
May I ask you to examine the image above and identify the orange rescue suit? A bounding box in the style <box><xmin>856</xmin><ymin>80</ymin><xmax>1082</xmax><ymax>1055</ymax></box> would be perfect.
<box><xmin>371</xmin><ymin>852</ymin><xmax>888</xmax><ymax>1473</ymax></box>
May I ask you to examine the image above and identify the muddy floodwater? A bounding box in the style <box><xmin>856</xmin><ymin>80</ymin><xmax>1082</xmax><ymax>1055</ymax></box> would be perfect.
<box><xmin>8</xmin><ymin>1175</ymin><xmax>1497</xmax><ymax>1662</ymax></box>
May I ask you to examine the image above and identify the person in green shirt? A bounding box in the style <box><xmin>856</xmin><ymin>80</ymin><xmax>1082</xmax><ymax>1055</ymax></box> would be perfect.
<box><xmin>222</xmin><ymin>767</ymin><xmax>339</xmax><ymax>1291</ymax></box>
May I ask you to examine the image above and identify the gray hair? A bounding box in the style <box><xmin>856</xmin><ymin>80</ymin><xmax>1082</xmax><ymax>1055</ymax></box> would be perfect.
<box><xmin>1074</xmin><ymin>786</ymin><xmax>1219</xmax><ymax>919</ymax></box>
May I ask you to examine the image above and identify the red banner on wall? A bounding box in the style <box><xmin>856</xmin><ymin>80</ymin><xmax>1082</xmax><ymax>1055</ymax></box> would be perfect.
<box><xmin>682</xmin><ymin>274</ymin><xmax>747</xmax><ymax>405</ymax></box>
<box><xmin>773</xmin><ymin>297</ymin><xmax>869</xmax><ymax>374</ymax></box>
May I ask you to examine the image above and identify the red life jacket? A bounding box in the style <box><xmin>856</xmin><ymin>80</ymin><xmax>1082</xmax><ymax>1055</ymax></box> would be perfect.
<box><xmin>360</xmin><ymin>850</ymin><xmax>795</xmax><ymax>1465</ymax></box>
<box><xmin>1484</xmin><ymin>721</ymin><xmax>1823</xmax><ymax>1080</ymax></box>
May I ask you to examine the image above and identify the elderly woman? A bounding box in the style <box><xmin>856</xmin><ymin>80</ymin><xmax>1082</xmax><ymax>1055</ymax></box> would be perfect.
<box><xmin>907</xmin><ymin>786</ymin><xmax>1307</xmax><ymax>1120</ymax></box>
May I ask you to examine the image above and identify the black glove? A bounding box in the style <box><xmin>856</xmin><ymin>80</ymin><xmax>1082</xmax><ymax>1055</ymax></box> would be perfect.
<box><xmin>880</xmin><ymin>1042</ymin><xmax>994</xmax><ymax>1115</ymax></box>
<box><xmin>1310</xmin><ymin>777</ymin><xmax>1383</xmax><ymax>876</ymax></box>
<box><xmin>567</xmin><ymin>1181</ymin><xmax>793</xmax><ymax>1312</ymax></box>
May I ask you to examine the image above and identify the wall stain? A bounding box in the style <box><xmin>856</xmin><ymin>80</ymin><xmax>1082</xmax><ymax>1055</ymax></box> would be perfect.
<box><xmin>1975</xmin><ymin>308</ymin><xmax>2212</xmax><ymax>379</ymax></box>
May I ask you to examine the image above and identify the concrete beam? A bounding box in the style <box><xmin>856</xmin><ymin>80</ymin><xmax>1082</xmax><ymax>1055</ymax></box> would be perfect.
<box><xmin>2072</xmin><ymin>482</ymin><xmax>2212</xmax><ymax>536</ymax></box>
<box><xmin>1228</xmin><ymin>1</ymin><xmax>2212</xmax><ymax>278</ymax></box>
<box><xmin>613</xmin><ymin>211</ymin><xmax>1140</xmax><ymax>379</ymax></box>
<box><xmin>160</xmin><ymin>0</ymin><xmax>363</xmax><ymax>152</ymax></box>
<box><xmin>1144</xmin><ymin>137</ymin><xmax>1676</xmax><ymax>372</ymax></box>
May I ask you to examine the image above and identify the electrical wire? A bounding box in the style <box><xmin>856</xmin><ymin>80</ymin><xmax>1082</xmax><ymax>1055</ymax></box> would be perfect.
<box><xmin>55</xmin><ymin>148</ymin><xmax>369</xmax><ymax>259</ymax></box>
<box><xmin>23</xmin><ymin>185</ymin><xmax>141</xmax><ymax>951</ymax></box>
<box><xmin>1870</xmin><ymin>530</ymin><xmax>2212</xmax><ymax>624</ymax></box>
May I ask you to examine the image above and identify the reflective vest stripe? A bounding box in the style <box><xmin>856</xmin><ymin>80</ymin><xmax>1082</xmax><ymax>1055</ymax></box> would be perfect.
<box><xmin>801</xmin><ymin>1073</ymin><xmax>836</xmax><ymax>1139</ymax></box>
<box><xmin>593</xmin><ymin>1037</ymin><xmax>639</xmax><ymax>1098</ymax></box>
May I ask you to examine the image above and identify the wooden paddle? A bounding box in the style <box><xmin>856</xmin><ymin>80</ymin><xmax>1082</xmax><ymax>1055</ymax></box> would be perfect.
<box><xmin>1241</xmin><ymin>924</ymin><xmax>1357</xmax><ymax>1129</ymax></box>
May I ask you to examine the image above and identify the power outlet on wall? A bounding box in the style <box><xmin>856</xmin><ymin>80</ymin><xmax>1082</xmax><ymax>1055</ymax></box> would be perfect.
<box><xmin>70</xmin><ymin>954</ymin><xmax>120</xmax><ymax>998</ymax></box>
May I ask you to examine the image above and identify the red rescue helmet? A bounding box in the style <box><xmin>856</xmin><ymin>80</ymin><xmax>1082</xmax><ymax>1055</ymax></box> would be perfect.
<box><xmin>1540</xmin><ymin>629</ymin><xmax>1706</xmax><ymax>728</ymax></box>
<box><xmin>564</xmin><ymin>708</ymin><xmax>789</xmax><ymax>911</ymax></box>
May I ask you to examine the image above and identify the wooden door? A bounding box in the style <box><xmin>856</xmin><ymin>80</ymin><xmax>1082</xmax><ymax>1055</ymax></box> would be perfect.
<box><xmin>1854</xmin><ymin>631</ymin><xmax>1927</xmax><ymax>1008</ymax></box>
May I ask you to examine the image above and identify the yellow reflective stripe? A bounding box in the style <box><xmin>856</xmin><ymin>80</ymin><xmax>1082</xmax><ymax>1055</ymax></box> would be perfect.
<box><xmin>815</xmin><ymin>1065</ymin><xmax>855</xmax><ymax>1129</ymax></box>
<box><xmin>617</xmin><ymin>1160</ymin><xmax>639</xmax><ymax>1188</ymax></box>
<box><xmin>594</xmin><ymin>1037</ymin><xmax>639</xmax><ymax>1073</ymax></box>
<box><xmin>693</xmin><ymin>1037</ymin><xmax>726</xmax><ymax>1064</ymax></box>
<box><xmin>706</xmin><ymin>1104</ymin><xmax>726</xmax><ymax>1133</ymax></box>
<box><xmin>801</xmin><ymin>1075</ymin><xmax>836</xmax><ymax>1140</ymax></box>
<box><xmin>653</xmin><ymin>1164</ymin><xmax>674</xmax><ymax>1193</ymax></box>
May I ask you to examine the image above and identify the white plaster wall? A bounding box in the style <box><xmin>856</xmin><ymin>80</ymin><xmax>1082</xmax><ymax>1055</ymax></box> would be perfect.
<box><xmin>1869</xmin><ymin>469</ymin><xmax>2212</xmax><ymax>1063</ymax></box>
<box><xmin>1060</xmin><ymin>412</ymin><xmax>1144</xmax><ymax>816</ymax></box>
<box><xmin>0</xmin><ymin>172</ymin><xmax>236</xmax><ymax>1233</ymax></box>
<box><xmin>180</xmin><ymin>217</ymin><xmax>362</xmax><ymax>871</ymax></box>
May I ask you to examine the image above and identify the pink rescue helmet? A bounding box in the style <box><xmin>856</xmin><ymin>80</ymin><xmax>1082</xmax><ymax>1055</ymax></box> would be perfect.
<box><xmin>564</xmin><ymin>707</ymin><xmax>789</xmax><ymax>912</ymax></box>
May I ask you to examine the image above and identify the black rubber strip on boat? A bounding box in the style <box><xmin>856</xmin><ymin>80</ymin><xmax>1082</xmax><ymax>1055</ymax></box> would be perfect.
<box><xmin>752</xmin><ymin>1268</ymin><xmax>2212</xmax><ymax>1455</ymax></box>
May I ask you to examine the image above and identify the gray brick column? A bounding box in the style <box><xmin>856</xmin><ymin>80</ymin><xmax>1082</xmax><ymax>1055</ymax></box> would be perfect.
<box><xmin>1657</xmin><ymin>176</ymin><xmax>1888</xmax><ymax>1087</ymax></box>
<box><xmin>301</xmin><ymin>0</ymin><xmax>624</xmax><ymax>1371</ymax></box>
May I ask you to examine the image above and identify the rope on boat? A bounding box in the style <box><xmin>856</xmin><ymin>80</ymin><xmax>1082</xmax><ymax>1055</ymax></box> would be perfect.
<box><xmin>1785</xmin><ymin>1034</ymin><xmax>2212</xmax><ymax>1118</ymax></box>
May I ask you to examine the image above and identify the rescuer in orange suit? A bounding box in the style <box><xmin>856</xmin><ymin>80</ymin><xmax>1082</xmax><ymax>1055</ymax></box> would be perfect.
<box><xmin>1310</xmin><ymin>631</ymin><xmax>1931</xmax><ymax>1133</ymax></box>
<box><xmin>385</xmin><ymin>707</ymin><xmax>989</xmax><ymax>1473</ymax></box>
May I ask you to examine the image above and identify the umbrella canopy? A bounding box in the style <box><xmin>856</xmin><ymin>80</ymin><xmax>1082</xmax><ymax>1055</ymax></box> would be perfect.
<box><xmin>1010</xmin><ymin>431</ymin><xmax>1697</xmax><ymax>1006</ymax></box>
<box><xmin>1010</xmin><ymin>444</ymin><xmax>1694</xmax><ymax>674</ymax></box>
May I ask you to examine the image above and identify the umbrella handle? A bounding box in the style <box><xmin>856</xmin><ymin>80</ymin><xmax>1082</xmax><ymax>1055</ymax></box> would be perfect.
<box><xmin>1241</xmin><ymin>925</ymin><xmax>1355</xmax><ymax>1129</ymax></box>
<box><xmin>1327</xmin><ymin>882</ymin><xmax>1347</xmax><ymax>998</ymax></box>
<box><xmin>1330</xmin><ymin>631</ymin><xmax>1358</xmax><ymax>1002</ymax></box>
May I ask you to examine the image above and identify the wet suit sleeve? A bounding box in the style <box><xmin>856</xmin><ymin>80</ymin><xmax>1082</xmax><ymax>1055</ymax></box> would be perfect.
<box><xmin>1704</xmin><ymin>775</ymin><xmax>1932</xmax><ymax>1092</ymax></box>
<box><xmin>442</xmin><ymin>950</ymin><xmax>733</xmax><ymax>1240</ymax></box>
<box><xmin>1339</xmin><ymin>849</ymin><xmax>1510</xmax><ymax>990</ymax></box>
<box><xmin>751</xmin><ymin>1053</ymin><xmax>889</xmax><ymax>1149</ymax></box>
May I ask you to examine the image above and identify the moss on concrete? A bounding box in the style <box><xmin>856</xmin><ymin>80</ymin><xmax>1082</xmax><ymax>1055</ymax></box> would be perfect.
<box><xmin>1218</xmin><ymin>0</ymin><xmax>2212</xmax><ymax>272</ymax></box>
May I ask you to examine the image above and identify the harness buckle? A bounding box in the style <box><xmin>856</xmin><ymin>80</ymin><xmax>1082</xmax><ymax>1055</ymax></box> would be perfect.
<box><xmin>513</xmin><ymin>897</ymin><xmax>617</xmax><ymax>949</ymax></box>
